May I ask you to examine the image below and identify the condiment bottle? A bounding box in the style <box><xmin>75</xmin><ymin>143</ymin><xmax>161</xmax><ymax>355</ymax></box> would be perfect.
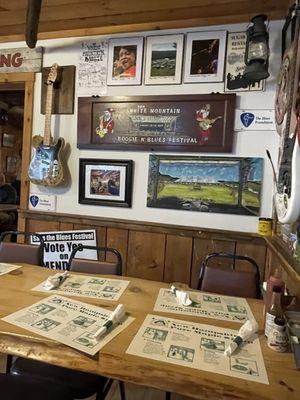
<box><xmin>267</xmin><ymin>317</ymin><xmax>289</xmax><ymax>352</ymax></box>
<box><xmin>265</xmin><ymin>285</ymin><xmax>284</xmax><ymax>337</ymax></box>
<box><xmin>265</xmin><ymin>269</ymin><xmax>285</xmax><ymax>312</ymax></box>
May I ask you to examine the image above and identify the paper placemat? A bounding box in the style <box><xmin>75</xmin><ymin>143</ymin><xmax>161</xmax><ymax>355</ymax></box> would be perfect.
<box><xmin>154</xmin><ymin>288</ymin><xmax>255</xmax><ymax>323</ymax></box>
<box><xmin>127</xmin><ymin>313</ymin><xmax>268</xmax><ymax>384</ymax></box>
<box><xmin>2</xmin><ymin>294</ymin><xmax>134</xmax><ymax>356</ymax></box>
<box><xmin>0</xmin><ymin>263</ymin><xmax>22</xmax><ymax>276</ymax></box>
<box><xmin>32</xmin><ymin>273</ymin><xmax>130</xmax><ymax>301</ymax></box>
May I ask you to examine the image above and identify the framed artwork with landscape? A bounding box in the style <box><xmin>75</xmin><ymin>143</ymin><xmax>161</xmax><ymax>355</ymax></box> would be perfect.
<box><xmin>184</xmin><ymin>30</ymin><xmax>227</xmax><ymax>83</ymax></box>
<box><xmin>79</xmin><ymin>159</ymin><xmax>133</xmax><ymax>207</ymax></box>
<box><xmin>107</xmin><ymin>37</ymin><xmax>144</xmax><ymax>86</ymax></box>
<box><xmin>147</xmin><ymin>155</ymin><xmax>263</xmax><ymax>216</ymax></box>
<box><xmin>144</xmin><ymin>34</ymin><xmax>184</xmax><ymax>85</ymax></box>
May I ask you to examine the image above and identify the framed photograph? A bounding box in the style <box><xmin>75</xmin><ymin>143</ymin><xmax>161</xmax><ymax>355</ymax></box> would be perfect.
<box><xmin>147</xmin><ymin>155</ymin><xmax>263</xmax><ymax>216</ymax></box>
<box><xmin>2</xmin><ymin>133</ymin><xmax>14</xmax><ymax>147</ymax></box>
<box><xmin>77</xmin><ymin>94</ymin><xmax>236</xmax><ymax>152</ymax></box>
<box><xmin>144</xmin><ymin>34</ymin><xmax>184</xmax><ymax>85</ymax></box>
<box><xmin>184</xmin><ymin>30</ymin><xmax>227</xmax><ymax>83</ymax></box>
<box><xmin>79</xmin><ymin>159</ymin><xmax>133</xmax><ymax>207</ymax></box>
<box><xmin>6</xmin><ymin>156</ymin><xmax>17</xmax><ymax>174</ymax></box>
<box><xmin>107</xmin><ymin>37</ymin><xmax>144</xmax><ymax>86</ymax></box>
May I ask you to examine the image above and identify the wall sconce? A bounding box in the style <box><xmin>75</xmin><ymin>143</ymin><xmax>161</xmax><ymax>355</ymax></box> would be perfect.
<box><xmin>244</xmin><ymin>14</ymin><xmax>270</xmax><ymax>83</ymax></box>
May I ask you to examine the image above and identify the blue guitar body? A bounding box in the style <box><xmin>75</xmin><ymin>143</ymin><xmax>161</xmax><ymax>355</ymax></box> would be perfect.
<box><xmin>28</xmin><ymin>135</ymin><xmax>64</xmax><ymax>186</ymax></box>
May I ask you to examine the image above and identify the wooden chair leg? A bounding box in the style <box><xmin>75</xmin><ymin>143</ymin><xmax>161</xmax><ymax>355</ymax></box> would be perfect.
<box><xmin>119</xmin><ymin>380</ymin><xmax>126</xmax><ymax>400</ymax></box>
<box><xmin>6</xmin><ymin>355</ymin><xmax>13</xmax><ymax>374</ymax></box>
<box><xmin>165</xmin><ymin>391</ymin><xmax>171</xmax><ymax>400</ymax></box>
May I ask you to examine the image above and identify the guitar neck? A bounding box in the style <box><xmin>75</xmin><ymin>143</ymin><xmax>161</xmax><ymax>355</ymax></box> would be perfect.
<box><xmin>44</xmin><ymin>81</ymin><xmax>54</xmax><ymax>146</ymax></box>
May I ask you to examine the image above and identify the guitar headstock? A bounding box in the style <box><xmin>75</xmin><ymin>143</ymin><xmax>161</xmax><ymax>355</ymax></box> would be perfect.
<box><xmin>46</xmin><ymin>63</ymin><xmax>58</xmax><ymax>85</ymax></box>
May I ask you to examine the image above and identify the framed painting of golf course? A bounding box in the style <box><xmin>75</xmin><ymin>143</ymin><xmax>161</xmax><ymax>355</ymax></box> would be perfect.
<box><xmin>147</xmin><ymin>155</ymin><xmax>263</xmax><ymax>216</ymax></box>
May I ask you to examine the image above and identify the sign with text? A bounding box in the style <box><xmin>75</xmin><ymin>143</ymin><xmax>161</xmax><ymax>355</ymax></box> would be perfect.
<box><xmin>77</xmin><ymin>94</ymin><xmax>236</xmax><ymax>153</ymax></box>
<box><xmin>31</xmin><ymin>230</ymin><xmax>97</xmax><ymax>270</ymax></box>
<box><xmin>29</xmin><ymin>193</ymin><xmax>56</xmax><ymax>211</ymax></box>
<box><xmin>235</xmin><ymin>109</ymin><xmax>276</xmax><ymax>131</ymax></box>
<box><xmin>0</xmin><ymin>47</ymin><xmax>43</xmax><ymax>73</ymax></box>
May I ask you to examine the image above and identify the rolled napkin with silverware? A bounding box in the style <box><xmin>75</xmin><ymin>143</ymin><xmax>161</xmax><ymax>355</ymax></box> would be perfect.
<box><xmin>42</xmin><ymin>271</ymin><xmax>69</xmax><ymax>290</ymax></box>
<box><xmin>93</xmin><ymin>304</ymin><xmax>126</xmax><ymax>341</ymax></box>
<box><xmin>170</xmin><ymin>285</ymin><xmax>193</xmax><ymax>306</ymax></box>
<box><xmin>224</xmin><ymin>319</ymin><xmax>259</xmax><ymax>357</ymax></box>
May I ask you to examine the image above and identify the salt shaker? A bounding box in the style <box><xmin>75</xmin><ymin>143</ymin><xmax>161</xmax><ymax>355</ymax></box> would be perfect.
<box><xmin>267</xmin><ymin>317</ymin><xmax>289</xmax><ymax>352</ymax></box>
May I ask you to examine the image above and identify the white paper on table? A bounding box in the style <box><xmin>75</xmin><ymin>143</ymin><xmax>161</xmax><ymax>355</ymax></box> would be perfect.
<box><xmin>0</xmin><ymin>263</ymin><xmax>22</xmax><ymax>276</ymax></box>
<box><xmin>126</xmin><ymin>314</ymin><xmax>268</xmax><ymax>385</ymax></box>
<box><xmin>32</xmin><ymin>273</ymin><xmax>130</xmax><ymax>301</ymax></box>
<box><xmin>2</xmin><ymin>294</ymin><xmax>134</xmax><ymax>356</ymax></box>
<box><xmin>154</xmin><ymin>288</ymin><xmax>255</xmax><ymax>323</ymax></box>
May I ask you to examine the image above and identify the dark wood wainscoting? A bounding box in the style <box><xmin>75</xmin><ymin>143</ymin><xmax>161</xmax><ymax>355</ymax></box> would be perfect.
<box><xmin>18</xmin><ymin>210</ymin><xmax>268</xmax><ymax>289</ymax></box>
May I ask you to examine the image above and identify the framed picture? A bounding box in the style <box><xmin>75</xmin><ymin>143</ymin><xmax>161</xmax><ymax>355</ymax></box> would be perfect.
<box><xmin>107</xmin><ymin>37</ymin><xmax>144</xmax><ymax>86</ymax></box>
<box><xmin>224</xmin><ymin>32</ymin><xmax>265</xmax><ymax>92</ymax></box>
<box><xmin>2</xmin><ymin>133</ymin><xmax>14</xmax><ymax>147</ymax></box>
<box><xmin>79</xmin><ymin>159</ymin><xmax>133</xmax><ymax>207</ymax></box>
<box><xmin>6</xmin><ymin>156</ymin><xmax>17</xmax><ymax>174</ymax></box>
<box><xmin>147</xmin><ymin>155</ymin><xmax>263</xmax><ymax>216</ymax></box>
<box><xmin>144</xmin><ymin>34</ymin><xmax>184</xmax><ymax>85</ymax></box>
<box><xmin>184</xmin><ymin>30</ymin><xmax>227</xmax><ymax>83</ymax></box>
<box><xmin>77</xmin><ymin>94</ymin><xmax>236</xmax><ymax>152</ymax></box>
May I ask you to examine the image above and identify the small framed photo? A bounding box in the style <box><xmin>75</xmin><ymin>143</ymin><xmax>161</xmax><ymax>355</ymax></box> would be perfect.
<box><xmin>144</xmin><ymin>34</ymin><xmax>184</xmax><ymax>85</ymax></box>
<box><xmin>79</xmin><ymin>159</ymin><xmax>133</xmax><ymax>207</ymax></box>
<box><xmin>184</xmin><ymin>31</ymin><xmax>227</xmax><ymax>83</ymax></box>
<box><xmin>2</xmin><ymin>133</ymin><xmax>14</xmax><ymax>147</ymax></box>
<box><xmin>6</xmin><ymin>156</ymin><xmax>17</xmax><ymax>174</ymax></box>
<box><xmin>107</xmin><ymin>37</ymin><xmax>144</xmax><ymax>86</ymax></box>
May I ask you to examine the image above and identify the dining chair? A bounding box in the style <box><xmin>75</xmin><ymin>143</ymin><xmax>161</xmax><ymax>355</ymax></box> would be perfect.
<box><xmin>10</xmin><ymin>243</ymin><xmax>126</xmax><ymax>400</ymax></box>
<box><xmin>0</xmin><ymin>373</ymin><xmax>73</xmax><ymax>400</ymax></box>
<box><xmin>0</xmin><ymin>230</ymin><xmax>45</xmax><ymax>266</ymax></box>
<box><xmin>197</xmin><ymin>252</ymin><xmax>261</xmax><ymax>299</ymax></box>
<box><xmin>68</xmin><ymin>243</ymin><xmax>122</xmax><ymax>275</ymax></box>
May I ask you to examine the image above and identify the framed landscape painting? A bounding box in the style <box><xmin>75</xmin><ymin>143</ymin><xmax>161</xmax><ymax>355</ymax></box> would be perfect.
<box><xmin>184</xmin><ymin>30</ymin><xmax>227</xmax><ymax>83</ymax></box>
<box><xmin>79</xmin><ymin>159</ymin><xmax>133</xmax><ymax>207</ymax></box>
<box><xmin>147</xmin><ymin>155</ymin><xmax>263</xmax><ymax>216</ymax></box>
<box><xmin>144</xmin><ymin>34</ymin><xmax>184</xmax><ymax>85</ymax></box>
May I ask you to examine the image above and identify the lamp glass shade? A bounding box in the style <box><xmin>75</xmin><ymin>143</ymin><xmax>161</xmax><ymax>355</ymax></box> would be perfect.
<box><xmin>247</xmin><ymin>40</ymin><xmax>268</xmax><ymax>62</ymax></box>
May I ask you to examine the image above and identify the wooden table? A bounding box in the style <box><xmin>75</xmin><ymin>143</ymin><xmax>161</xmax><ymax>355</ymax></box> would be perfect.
<box><xmin>0</xmin><ymin>265</ymin><xmax>299</xmax><ymax>400</ymax></box>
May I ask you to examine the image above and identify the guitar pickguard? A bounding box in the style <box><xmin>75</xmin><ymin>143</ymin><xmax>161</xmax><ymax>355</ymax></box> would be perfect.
<box><xmin>28</xmin><ymin>136</ymin><xmax>64</xmax><ymax>186</ymax></box>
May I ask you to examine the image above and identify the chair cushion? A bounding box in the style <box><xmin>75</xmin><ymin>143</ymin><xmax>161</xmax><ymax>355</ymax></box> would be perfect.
<box><xmin>0</xmin><ymin>373</ymin><xmax>73</xmax><ymax>400</ymax></box>
<box><xmin>200</xmin><ymin>267</ymin><xmax>258</xmax><ymax>298</ymax></box>
<box><xmin>11</xmin><ymin>357</ymin><xmax>109</xmax><ymax>398</ymax></box>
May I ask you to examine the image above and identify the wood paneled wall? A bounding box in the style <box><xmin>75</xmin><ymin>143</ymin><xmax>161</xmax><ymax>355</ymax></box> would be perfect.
<box><xmin>18</xmin><ymin>210</ymin><xmax>300</xmax><ymax>296</ymax></box>
<box><xmin>19</xmin><ymin>210</ymin><xmax>268</xmax><ymax>290</ymax></box>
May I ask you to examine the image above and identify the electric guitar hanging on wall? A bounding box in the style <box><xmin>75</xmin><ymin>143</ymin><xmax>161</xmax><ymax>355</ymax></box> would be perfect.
<box><xmin>28</xmin><ymin>63</ymin><xmax>65</xmax><ymax>186</ymax></box>
<box><xmin>274</xmin><ymin>4</ymin><xmax>300</xmax><ymax>224</ymax></box>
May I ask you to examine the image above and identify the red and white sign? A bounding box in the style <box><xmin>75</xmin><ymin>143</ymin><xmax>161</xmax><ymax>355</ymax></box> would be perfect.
<box><xmin>0</xmin><ymin>47</ymin><xmax>42</xmax><ymax>73</ymax></box>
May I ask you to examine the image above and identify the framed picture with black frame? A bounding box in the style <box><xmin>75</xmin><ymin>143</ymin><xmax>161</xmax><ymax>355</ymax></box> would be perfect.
<box><xmin>79</xmin><ymin>158</ymin><xmax>133</xmax><ymax>207</ymax></box>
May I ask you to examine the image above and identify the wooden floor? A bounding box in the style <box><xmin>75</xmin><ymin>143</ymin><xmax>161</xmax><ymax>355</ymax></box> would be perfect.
<box><xmin>0</xmin><ymin>354</ymin><xmax>191</xmax><ymax>400</ymax></box>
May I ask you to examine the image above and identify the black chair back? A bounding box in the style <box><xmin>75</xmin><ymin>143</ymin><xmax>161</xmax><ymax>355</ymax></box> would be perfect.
<box><xmin>68</xmin><ymin>243</ymin><xmax>122</xmax><ymax>275</ymax></box>
<box><xmin>197</xmin><ymin>252</ymin><xmax>261</xmax><ymax>299</ymax></box>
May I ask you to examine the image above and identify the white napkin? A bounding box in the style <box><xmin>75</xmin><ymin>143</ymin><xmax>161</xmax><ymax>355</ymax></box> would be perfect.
<box><xmin>43</xmin><ymin>271</ymin><xmax>69</xmax><ymax>290</ymax></box>
<box><xmin>170</xmin><ymin>285</ymin><xmax>193</xmax><ymax>306</ymax></box>
<box><xmin>93</xmin><ymin>304</ymin><xmax>126</xmax><ymax>341</ymax></box>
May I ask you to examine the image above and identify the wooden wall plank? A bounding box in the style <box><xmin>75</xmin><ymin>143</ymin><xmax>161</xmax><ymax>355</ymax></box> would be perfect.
<box><xmin>164</xmin><ymin>235</ymin><xmax>193</xmax><ymax>284</ymax></box>
<box><xmin>235</xmin><ymin>242</ymin><xmax>266</xmax><ymax>283</ymax></box>
<box><xmin>59</xmin><ymin>222</ymin><xmax>74</xmax><ymax>231</ymax></box>
<box><xmin>127</xmin><ymin>231</ymin><xmax>165</xmax><ymax>281</ymax></box>
<box><xmin>73</xmin><ymin>223</ymin><xmax>106</xmax><ymax>261</ymax></box>
<box><xmin>27</xmin><ymin>219</ymin><xmax>59</xmax><ymax>233</ymax></box>
<box><xmin>190</xmin><ymin>238</ymin><xmax>235</xmax><ymax>288</ymax></box>
<box><xmin>106</xmin><ymin>228</ymin><xmax>129</xmax><ymax>275</ymax></box>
